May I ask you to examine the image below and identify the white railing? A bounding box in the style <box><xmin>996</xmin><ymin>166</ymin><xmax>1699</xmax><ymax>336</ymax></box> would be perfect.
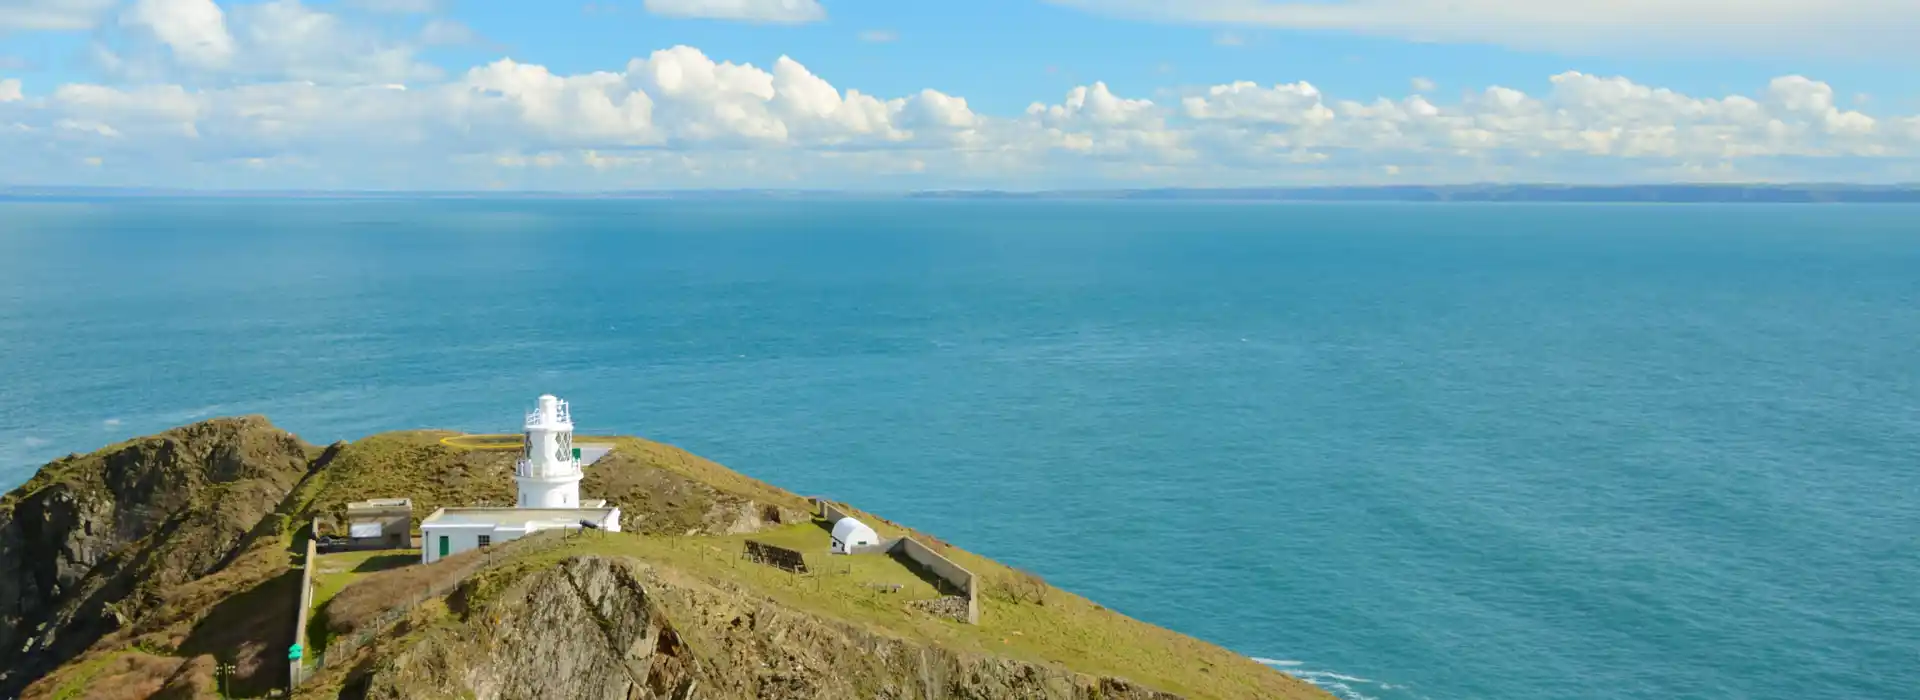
<box><xmin>523</xmin><ymin>399</ymin><xmax>573</xmax><ymax>427</ymax></box>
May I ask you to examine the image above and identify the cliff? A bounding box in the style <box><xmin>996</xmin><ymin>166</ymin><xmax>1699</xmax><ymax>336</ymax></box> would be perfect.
<box><xmin>0</xmin><ymin>420</ymin><xmax>1330</xmax><ymax>700</ymax></box>
<box><xmin>0</xmin><ymin>417</ymin><xmax>317</xmax><ymax>697</ymax></box>
<box><xmin>323</xmin><ymin>553</ymin><xmax>1188</xmax><ymax>700</ymax></box>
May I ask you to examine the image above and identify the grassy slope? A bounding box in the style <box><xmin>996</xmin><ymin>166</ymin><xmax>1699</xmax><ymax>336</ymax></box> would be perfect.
<box><xmin>292</xmin><ymin>431</ymin><xmax>519</xmax><ymax>530</ymax></box>
<box><xmin>377</xmin><ymin>432</ymin><xmax>1318</xmax><ymax>698</ymax></box>
<box><xmin>305</xmin><ymin>549</ymin><xmax>418</xmax><ymax>655</ymax></box>
<box><xmin>22</xmin><ymin>425</ymin><xmax>1327</xmax><ymax>700</ymax></box>
<box><xmin>524</xmin><ymin>529</ymin><xmax>1325</xmax><ymax>700</ymax></box>
<box><xmin>303</xmin><ymin>431</ymin><xmax>1325</xmax><ymax>699</ymax></box>
<box><xmin>5</xmin><ymin>417</ymin><xmax>317</xmax><ymax>700</ymax></box>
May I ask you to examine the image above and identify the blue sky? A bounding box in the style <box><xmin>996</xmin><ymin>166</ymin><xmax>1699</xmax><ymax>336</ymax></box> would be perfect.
<box><xmin>2</xmin><ymin>0</ymin><xmax>1919</xmax><ymax>189</ymax></box>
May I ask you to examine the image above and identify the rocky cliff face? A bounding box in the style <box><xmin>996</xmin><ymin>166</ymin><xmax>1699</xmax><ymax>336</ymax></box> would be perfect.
<box><xmin>341</xmin><ymin>556</ymin><xmax>1183</xmax><ymax>700</ymax></box>
<box><xmin>0</xmin><ymin>417</ymin><xmax>314</xmax><ymax>697</ymax></box>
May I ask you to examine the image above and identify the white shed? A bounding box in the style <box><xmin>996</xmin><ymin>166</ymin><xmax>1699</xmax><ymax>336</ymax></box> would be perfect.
<box><xmin>830</xmin><ymin>517</ymin><xmax>881</xmax><ymax>555</ymax></box>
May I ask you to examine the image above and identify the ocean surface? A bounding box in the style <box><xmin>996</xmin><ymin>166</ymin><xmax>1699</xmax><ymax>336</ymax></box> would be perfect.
<box><xmin>2</xmin><ymin>199</ymin><xmax>1916</xmax><ymax>700</ymax></box>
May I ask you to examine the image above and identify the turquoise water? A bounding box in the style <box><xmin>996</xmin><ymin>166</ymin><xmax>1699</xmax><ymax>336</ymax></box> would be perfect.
<box><xmin>2</xmin><ymin>200</ymin><xmax>1917</xmax><ymax>700</ymax></box>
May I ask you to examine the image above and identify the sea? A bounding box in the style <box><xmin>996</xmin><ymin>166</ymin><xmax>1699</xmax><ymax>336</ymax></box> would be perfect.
<box><xmin>1</xmin><ymin>199</ymin><xmax>1916</xmax><ymax>700</ymax></box>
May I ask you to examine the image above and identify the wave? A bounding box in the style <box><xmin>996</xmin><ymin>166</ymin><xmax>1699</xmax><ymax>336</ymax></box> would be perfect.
<box><xmin>1254</xmin><ymin>657</ymin><xmax>1421</xmax><ymax>700</ymax></box>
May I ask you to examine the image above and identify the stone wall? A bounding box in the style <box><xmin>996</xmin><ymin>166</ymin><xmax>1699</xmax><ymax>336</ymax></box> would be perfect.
<box><xmin>289</xmin><ymin>527</ymin><xmax>318</xmax><ymax>689</ymax></box>
<box><xmin>818</xmin><ymin>499</ymin><xmax>855</xmax><ymax>525</ymax></box>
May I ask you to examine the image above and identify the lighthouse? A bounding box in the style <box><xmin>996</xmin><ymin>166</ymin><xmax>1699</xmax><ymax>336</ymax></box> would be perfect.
<box><xmin>515</xmin><ymin>394</ymin><xmax>582</xmax><ymax>508</ymax></box>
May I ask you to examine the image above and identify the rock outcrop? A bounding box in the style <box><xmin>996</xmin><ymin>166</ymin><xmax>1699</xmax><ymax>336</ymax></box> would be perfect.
<box><xmin>343</xmin><ymin>556</ymin><xmax>1184</xmax><ymax>700</ymax></box>
<box><xmin>0</xmin><ymin>416</ymin><xmax>315</xmax><ymax>697</ymax></box>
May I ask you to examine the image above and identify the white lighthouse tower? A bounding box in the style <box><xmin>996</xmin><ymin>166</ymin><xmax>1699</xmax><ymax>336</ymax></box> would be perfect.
<box><xmin>515</xmin><ymin>394</ymin><xmax>582</xmax><ymax>508</ymax></box>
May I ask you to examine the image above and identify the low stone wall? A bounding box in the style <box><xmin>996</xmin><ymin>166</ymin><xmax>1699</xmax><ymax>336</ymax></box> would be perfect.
<box><xmin>815</xmin><ymin>498</ymin><xmax>979</xmax><ymax>624</ymax></box>
<box><xmin>289</xmin><ymin>525</ymin><xmax>318</xmax><ymax>689</ymax></box>
<box><xmin>818</xmin><ymin>499</ymin><xmax>855</xmax><ymax>525</ymax></box>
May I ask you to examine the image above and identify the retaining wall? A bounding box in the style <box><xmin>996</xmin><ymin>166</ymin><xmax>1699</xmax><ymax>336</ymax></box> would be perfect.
<box><xmin>893</xmin><ymin>537</ymin><xmax>979</xmax><ymax>624</ymax></box>
<box><xmin>289</xmin><ymin>525</ymin><xmax>318</xmax><ymax>689</ymax></box>
<box><xmin>815</xmin><ymin>498</ymin><xmax>979</xmax><ymax>624</ymax></box>
<box><xmin>818</xmin><ymin>499</ymin><xmax>855</xmax><ymax>525</ymax></box>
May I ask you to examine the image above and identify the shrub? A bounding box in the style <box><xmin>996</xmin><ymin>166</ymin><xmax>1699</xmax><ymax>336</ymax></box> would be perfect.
<box><xmin>986</xmin><ymin>568</ymin><xmax>1050</xmax><ymax>606</ymax></box>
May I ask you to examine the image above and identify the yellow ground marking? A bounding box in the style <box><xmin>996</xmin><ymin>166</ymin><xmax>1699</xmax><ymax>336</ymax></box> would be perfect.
<box><xmin>438</xmin><ymin>434</ymin><xmax>523</xmax><ymax>450</ymax></box>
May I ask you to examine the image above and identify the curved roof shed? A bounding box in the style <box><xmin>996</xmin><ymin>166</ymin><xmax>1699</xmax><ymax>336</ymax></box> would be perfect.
<box><xmin>830</xmin><ymin>517</ymin><xmax>881</xmax><ymax>554</ymax></box>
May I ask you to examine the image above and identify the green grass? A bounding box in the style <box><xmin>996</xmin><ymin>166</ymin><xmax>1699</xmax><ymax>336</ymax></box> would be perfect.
<box><xmin>710</xmin><ymin>522</ymin><xmax>946</xmax><ymax>598</ymax></box>
<box><xmin>311</xmin><ymin>549</ymin><xmax>420</xmax><ymax>612</ymax></box>
<box><xmin>290</xmin><ymin>431</ymin><xmax>518</xmax><ymax>530</ymax></box>
<box><xmin>44</xmin><ymin>651</ymin><xmax>128</xmax><ymax>700</ymax></box>
<box><xmin>306</xmin><ymin>548</ymin><xmax>419</xmax><ymax>655</ymax></box>
<box><xmin>521</xmin><ymin>527</ymin><xmax>1324</xmax><ymax>700</ymax></box>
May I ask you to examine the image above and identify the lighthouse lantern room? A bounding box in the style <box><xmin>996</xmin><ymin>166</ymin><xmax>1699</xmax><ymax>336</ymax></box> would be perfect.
<box><xmin>515</xmin><ymin>394</ymin><xmax>583</xmax><ymax>508</ymax></box>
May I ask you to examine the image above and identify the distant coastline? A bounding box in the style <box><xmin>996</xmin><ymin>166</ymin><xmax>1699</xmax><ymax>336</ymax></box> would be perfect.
<box><xmin>5</xmin><ymin>183</ymin><xmax>1920</xmax><ymax>203</ymax></box>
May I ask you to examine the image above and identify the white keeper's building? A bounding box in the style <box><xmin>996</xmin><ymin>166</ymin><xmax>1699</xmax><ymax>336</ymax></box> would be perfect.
<box><xmin>420</xmin><ymin>394</ymin><xmax>622</xmax><ymax>564</ymax></box>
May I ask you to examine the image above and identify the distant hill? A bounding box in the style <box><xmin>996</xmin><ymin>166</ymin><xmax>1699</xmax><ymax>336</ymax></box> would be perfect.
<box><xmin>4</xmin><ymin>183</ymin><xmax>1920</xmax><ymax>203</ymax></box>
<box><xmin>905</xmin><ymin>184</ymin><xmax>1920</xmax><ymax>203</ymax></box>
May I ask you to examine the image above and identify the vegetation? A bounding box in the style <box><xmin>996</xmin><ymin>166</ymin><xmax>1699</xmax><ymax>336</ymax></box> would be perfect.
<box><xmin>291</xmin><ymin>431</ymin><xmax>518</xmax><ymax>530</ymax></box>
<box><xmin>521</xmin><ymin>530</ymin><xmax>1311</xmax><ymax>700</ymax></box>
<box><xmin>305</xmin><ymin>549</ymin><xmax>419</xmax><ymax>655</ymax></box>
<box><xmin>7</xmin><ymin>420</ymin><xmax>1327</xmax><ymax>700</ymax></box>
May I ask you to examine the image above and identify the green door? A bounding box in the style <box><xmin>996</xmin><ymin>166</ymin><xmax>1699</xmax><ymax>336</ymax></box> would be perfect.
<box><xmin>438</xmin><ymin>535</ymin><xmax>449</xmax><ymax>559</ymax></box>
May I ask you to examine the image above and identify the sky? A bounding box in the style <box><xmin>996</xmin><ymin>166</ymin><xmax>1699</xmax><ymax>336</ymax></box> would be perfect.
<box><xmin>1</xmin><ymin>0</ymin><xmax>1919</xmax><ymax>190</ymax></box>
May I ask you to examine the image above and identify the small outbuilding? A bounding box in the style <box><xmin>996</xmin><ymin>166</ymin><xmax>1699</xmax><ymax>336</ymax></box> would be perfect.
<box><xmin>343</xmin><ymin>498</ymin><xmax>413</xmax><ymax>549</ymax></box>
<box><xmin>830</xmin><ymin>516</ymin><xmax>881</xmax><ymax>555</ymax></box>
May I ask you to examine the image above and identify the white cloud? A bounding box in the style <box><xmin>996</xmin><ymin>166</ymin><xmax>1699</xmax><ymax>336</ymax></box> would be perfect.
<box><xmin>122</xmin><ymin>0</ymin><xmax>236</xmax><ymax>68</ymax></box>
<box><xmin>642</xmin><ymin>0</ymin><xmax>825</xmax><ymax>23</ymax></box>
<box><xmin>1411</xmin><ymin>77</ymin><xmax>1436</xmax><ymax>93</ymax></box>
<box><xmin>858</xmin><ymin>29</ymin><xmax>898</xmax><ymax>43</ymax></box>
<box><xmin>0</xmin><ymin>77</ymin><xmax>20</xmax><ymax>102</ymax></box>
<box><xmin>3</xmin><ymin>42</ymin><xmax>1920</xmax><ymax>189</ymax></box>
<box><xmin>1047</xmin><ymin>0</ymin><xmax>1920</xmax><ymax>56</ymax></box>
<box><xmin>0</xmin><ymin>0</ymin><xmax>117</xmax><ymax>31</ymax></box>
<box><xmin>114</xmin><ymin>0</ymin><xmax>438</xmax><ymax>84</ymax></box>
<box><xmin>1029</xmin><ymin>82</ymin><xmax>1157</xmax><ymax>129</ymax></box>
<box><xmin>1183</xmin><ymin>80</ymin><xmax>1336</xmax><ymax>126</ymax></box>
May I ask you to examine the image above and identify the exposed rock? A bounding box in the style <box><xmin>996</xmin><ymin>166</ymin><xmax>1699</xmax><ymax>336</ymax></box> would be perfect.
<box><xmin>908</xmin><ymin>595</ymin><xmax>972</xmax><ymax>623</ymax></box>
<box><xmin>0</xmin><ymin>416</ymin><xmax>314</xmax><ymax>697</ymax></box>
<box><xmin>347</xmin><ymin>556</ymin><xmax>1184</xmax><ymax>700</ymax></box>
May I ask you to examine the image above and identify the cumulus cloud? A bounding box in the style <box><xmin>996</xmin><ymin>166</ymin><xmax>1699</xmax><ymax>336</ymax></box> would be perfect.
<box><xmin>122</xmin><ymin>0</ymin><xmax>236</xmax><ymax>68</ymax></box>
<box><xmin>642</xmin><ymin>0</ymin><xmax>825</xmax><ymax>23</ymax></box>
<box><xmin>1047</xmin><ymin>0</ymin><xmax>1920</xmax><ymax>56</ymax></box>
<box><xmin>0</xmin><ymin>0</ymin><xmax>117</xmax><ymax>31</ymax></box>
<box><xmin>1411</xmin><ymin>77</ymin><xmax>1436</xmax><ymax>93</ymax></box>
<box><xmin>114</xmin><ymin>0</ymin><xmax>438</xmax><ymax>83</ymax></box>
<box><xmin>3</xmin><ymin>40</ymin><xmax>1920</xmax><ymax>189</ymax></box>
